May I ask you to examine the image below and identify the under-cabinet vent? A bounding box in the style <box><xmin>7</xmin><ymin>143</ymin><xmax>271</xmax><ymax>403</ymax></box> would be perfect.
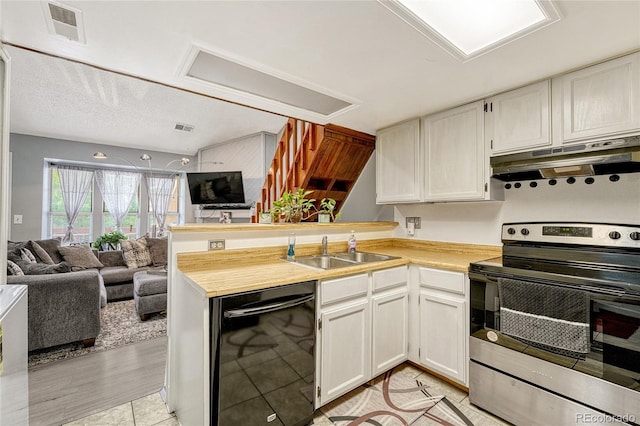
<box><xmin>44</xmin><ymin>2</ymin><xmax>86</xmax><ymax>43</ymax></box>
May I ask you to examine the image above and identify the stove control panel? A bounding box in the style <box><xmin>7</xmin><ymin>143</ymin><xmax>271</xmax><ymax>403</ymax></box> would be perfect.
<box><xmin>502</xmin><ymin>223</ymin><xmax>640</xmax><ymax>248</ymax></box>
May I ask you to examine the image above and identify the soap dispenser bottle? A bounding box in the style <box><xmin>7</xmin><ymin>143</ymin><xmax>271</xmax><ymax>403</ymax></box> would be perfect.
<box><xmin>348</xmin><ymin>230</ymin><xmax>357</xmax><ymax>254</ymax></box>
<box><xmin>287</xmin><ymin>233</ymin><xmax>296</xmax><ymax>260</ymax></box>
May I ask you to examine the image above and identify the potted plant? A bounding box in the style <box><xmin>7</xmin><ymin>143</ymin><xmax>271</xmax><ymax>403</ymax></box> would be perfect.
<box><xmin>92</xmin><ymin>230</ymin><xmax>128</xmax><ymax>250</ymax></box>
<box><xmin>270</xmin><ymin>188</ymin><xmax>316</xmax><ymax>223</ymax></box>
<box><xmin>316</xmin><ymin>197</ymin><xmax>341</xmax><ymax>223</ymax></box>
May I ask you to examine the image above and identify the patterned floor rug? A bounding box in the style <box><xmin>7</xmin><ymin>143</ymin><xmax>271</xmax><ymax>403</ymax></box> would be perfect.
<box><xmin>28</xmin><ymin>299</ymin><xmax>166</xmax><ymax>368</ymax></box>
<box><xmin>320</xmin><ymin>367</ymin><xmax>445</xmax><ymax>425</ymax></box>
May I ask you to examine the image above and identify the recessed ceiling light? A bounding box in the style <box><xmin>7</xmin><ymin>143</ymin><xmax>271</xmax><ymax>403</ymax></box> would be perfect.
<box><xmin>380</xmin><ymin>0</ymin><xmax>561</xmax><ymax>61</ymax></box>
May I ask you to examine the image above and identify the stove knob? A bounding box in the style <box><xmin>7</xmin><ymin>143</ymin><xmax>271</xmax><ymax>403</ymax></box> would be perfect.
<box><xmin>521</xmin><ymin>228</ymin><xmax>530</xmax><ymax>236</ymax></box>
<box><xmin>630</xmin><ymin>232</ymin><xmax>640</xmax><ymax>241</ymax></box>
<box><xmin>507</xmin><ymin>227</ymin><xmax>516</xmax><ymax>235</ymax></box>
<box><xmin>609</xmin><ymin>231</ymin><xmax>621</xmax><ymax>240</ymax></box>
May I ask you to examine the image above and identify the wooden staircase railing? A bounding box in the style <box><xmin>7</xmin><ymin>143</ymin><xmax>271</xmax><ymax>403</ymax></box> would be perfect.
<box><xmin>253</xmin><ymin>118</ymin><xmax>376</xmax><ymax>223</ymax></box>
<box><xmin>253</xmin><ymin>118</ymin><xmax>320</xmax><ymax>222</ymax></box>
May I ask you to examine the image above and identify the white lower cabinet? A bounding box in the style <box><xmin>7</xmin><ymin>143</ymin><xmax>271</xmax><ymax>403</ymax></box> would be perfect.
<box><xmin>418</xmin><ymin>290</ymin><xmax>466</xmax><ymax>383</ymax></box>
<box><xmin>411</xmin><ymin>266</ymin><xmax>469</xmax><ymax>386</ymax></box>
<box><xmin>319</xmin><ymin>298</ymin><xmax>371</xmax><ymax>405</ymax></box>
<box><xmin>316</xmin><ymin>266</ymin><xmax>408</xmax><ymax>407</ymax></box>
<box><xmin>372</xmin><ymin>266</ymin><xmax>409</xmax><ymax>376</ymax></box>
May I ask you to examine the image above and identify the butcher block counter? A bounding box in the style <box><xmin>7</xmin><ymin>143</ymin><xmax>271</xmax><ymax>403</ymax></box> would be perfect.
<box><xmin>166</xmin><ymin>222</ymin><xmax>502</xmax><ymax>424</ymax></box>
<box><xmin>176</xmin><ymin>237</ymin><xmax>501</xmax><ymax>298</ymax></box>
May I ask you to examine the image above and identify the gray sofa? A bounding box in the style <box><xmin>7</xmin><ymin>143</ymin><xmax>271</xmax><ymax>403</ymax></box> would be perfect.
<box><xmin>6</xmin><ymin>238</ymin><xmax>167</xmax><ymax>351</ymax></box>
<box><xmin>8</xmin><ymin>270</ymin><xmax>104</xmax><ymax>351</ymax></box>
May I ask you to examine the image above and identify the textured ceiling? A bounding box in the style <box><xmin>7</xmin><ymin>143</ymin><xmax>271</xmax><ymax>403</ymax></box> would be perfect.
<box><xmin>1</xmin><ymin>1</ymin><xmax>639</xmax><ymax>155</ymax></box>
<box><xmin>7</xmin><ymin>46</ymin><xmax>288</xmax><ymax>155</ymax></box>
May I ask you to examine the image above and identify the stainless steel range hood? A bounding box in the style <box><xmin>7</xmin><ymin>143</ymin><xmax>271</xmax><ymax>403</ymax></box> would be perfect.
<box><xmin>491</xmin><ymin>135</ymin><xmax>640</xmax><ymax>181</ymax></box>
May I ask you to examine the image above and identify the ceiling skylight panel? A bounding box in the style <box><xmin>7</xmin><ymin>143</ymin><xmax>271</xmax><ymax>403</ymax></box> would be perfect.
<box><xmin>382</xmin><ymin>0</ymin><xmax>561</xmax><ymax>60</ymax></box>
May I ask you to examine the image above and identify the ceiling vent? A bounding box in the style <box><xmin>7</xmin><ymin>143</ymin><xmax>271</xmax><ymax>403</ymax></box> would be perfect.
<box><xmin>174</xmin><ymin>123</ymin><xmax>195</xmax><ymax>132</ymax></box>
<box><xmin>43</xmin><ymin>1</ymin><xmax>86</xmax><ymax>43</ymax></box>
<box><xmin>185</xmin><ymin>49</ymin><xmax>353</xmax><ymax>116</ymax></box>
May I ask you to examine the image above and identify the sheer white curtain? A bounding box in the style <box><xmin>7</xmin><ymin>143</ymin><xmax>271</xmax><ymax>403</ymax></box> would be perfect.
<box><xmin>57</xmin><ymin>165</ymin><xmax>94</xmax><ymax>243</ymax></box>
<box><xmin>145</xmin><ymin>174</ymin><xmax>175</xmax><ymax>234</ymax></box>
<box><xmin>95</xmin><ymin>170</ymin><xmax>140</xmax><ymax>231</ymax></box>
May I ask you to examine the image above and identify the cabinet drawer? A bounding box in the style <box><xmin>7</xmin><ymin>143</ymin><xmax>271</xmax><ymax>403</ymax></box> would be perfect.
<box><xmin>372</xmin><ymin>266</ymin><xmax>407</xmax><ymax>292</ymax></box>
<box><xmin>419</xmin><ymin>267</ymin><xmax>466</xmax><ymax>295</ymax></box>
<box><xmin>321</xmin><ymin>273</ymin><xmax>369</xmax><ymax>306</ymax></box>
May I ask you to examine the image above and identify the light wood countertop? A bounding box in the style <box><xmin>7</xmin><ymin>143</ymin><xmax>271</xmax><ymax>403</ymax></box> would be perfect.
<box><xmin>177</xmin><ymin>238</ymin><xmax>501</xmax><ymax>298</ymax></box>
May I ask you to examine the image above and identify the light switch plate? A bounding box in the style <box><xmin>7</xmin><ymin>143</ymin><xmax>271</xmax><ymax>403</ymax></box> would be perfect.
<box><xmin>13</xmin><ymin>214</ymin><xmax>23</xmax><ymax>224</ymax></box>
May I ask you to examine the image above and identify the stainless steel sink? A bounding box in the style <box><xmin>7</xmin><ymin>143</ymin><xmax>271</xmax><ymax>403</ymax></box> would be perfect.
<box><xmin>285</xmin><ymin>251</ymin><xmax>399</xmax><ymax>270</ymax></box>
<box><xmin>287</xmin><ymin>255</ymin><xmax>357</xmax><ymax>270</ymax></box>
<box><xmin>332</xmin><ymin>252</ymin><xmax>399</xmax><ymax>263</ymax></box>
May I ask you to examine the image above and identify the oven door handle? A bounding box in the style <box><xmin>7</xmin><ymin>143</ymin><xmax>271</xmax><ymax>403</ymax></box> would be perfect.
<box><xmin>224</xmin><ymin>294</ymin><xmax>314</xmax><ymax>318</ymax></box>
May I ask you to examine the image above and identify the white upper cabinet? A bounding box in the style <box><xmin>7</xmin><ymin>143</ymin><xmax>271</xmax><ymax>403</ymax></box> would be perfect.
<box><xmin>376</xmin><ymin>119</ymin><xmax>422</xmax><ymax>203</ymax></box>
<box><xmin>422</xmin><ymin>101</ymin><xmax>487</xmax><ymax>201</ymax></box>
<box><xmin>486</xmin><ymin>80</ymin><xmax>551</xmax><ymax>154</ymax></box>
<box><xmin>553</xmin><ymin>52</ymin><xmax>640</xmax><ymax>143</ymax></box>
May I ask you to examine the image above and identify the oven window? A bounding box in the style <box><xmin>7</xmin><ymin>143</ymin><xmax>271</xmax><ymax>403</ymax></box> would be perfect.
<box><xmin>470</xmin><ymin>278</ymin><xmax>640</xmax><ymax>393</ymax></box>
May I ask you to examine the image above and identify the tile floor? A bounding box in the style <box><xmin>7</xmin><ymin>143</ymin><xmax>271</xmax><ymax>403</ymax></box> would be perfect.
<box><xmin>62</xmin><ymin>393</ymin><xmax>177</xmax><ymax>426</ymax></box>
<box><xmin>67</xmin><ymin>363</ymin><xmax>511</xmax><ymax>426</ymax></box>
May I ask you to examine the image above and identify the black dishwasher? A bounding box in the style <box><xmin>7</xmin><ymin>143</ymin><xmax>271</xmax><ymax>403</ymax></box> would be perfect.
<box><xmin>210</xmin><ymin>281</ymin><xmax>316</xmax><ymax>426</ymax></box>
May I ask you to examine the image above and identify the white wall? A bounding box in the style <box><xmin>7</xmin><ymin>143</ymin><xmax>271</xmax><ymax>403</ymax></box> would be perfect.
<box><xmin>393</xmin><ymin>173</ymin><xmax>640</xmax><ymax>246</ymax></box>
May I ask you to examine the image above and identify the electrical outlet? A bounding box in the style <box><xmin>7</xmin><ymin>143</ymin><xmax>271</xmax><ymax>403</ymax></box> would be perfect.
<box><xmin>13</xmin><ymin>214</ymin><xmax>23</xmax><ymax>225</ymax></box>
<box><xmin>405</xmin><ymin>217</ymin><xmax>421</xmax><ymax>229</ymax></box>
<box><xmin>208</xmin><ymin>239</ymin><xmax>225</xmax><ymax>250</ymax></box>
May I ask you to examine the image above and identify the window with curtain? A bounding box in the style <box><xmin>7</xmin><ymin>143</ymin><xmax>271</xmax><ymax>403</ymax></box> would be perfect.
<box><xmin>49</xmin><ymin>167</ymin><xmax>93</xmax><ymax>243</ymax></box>
<box><xmin>46</xmin><ymin>162</ymin><xmax>184</xmax><ymax>242</ymax></box>
<box><xmin>147</xmin><ymin>175</ymin><xmax>180</xmax><ymax>234</ymax></box>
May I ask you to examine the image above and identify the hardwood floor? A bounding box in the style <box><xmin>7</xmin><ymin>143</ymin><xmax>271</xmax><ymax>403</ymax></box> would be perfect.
<box><xmin>28</xmin><ymin>337</ymin><xmax>167</xmax><ymax>426</ymax></box>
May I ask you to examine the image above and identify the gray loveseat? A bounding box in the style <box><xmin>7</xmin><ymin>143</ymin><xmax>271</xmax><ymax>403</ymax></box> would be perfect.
<box><xmin>6</xmin><ymin>237</ymin><xmax>167</xmax><ymax>351</ymax></box>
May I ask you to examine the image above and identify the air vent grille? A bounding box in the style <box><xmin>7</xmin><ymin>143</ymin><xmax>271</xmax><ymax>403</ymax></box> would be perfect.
<box><xmin>48</xmin><ymin>3</ymin><xmax>77</xmax><ymax>26</ymax></box>
<box><xmin>174</xmin><ymin>123</ymin><xmax>195</xmax><ymax>132</ymax></box>
<box><xmin>44</xmin><ymin>2</ymin><xmax>85</xmax><ymax>43</ymax></box>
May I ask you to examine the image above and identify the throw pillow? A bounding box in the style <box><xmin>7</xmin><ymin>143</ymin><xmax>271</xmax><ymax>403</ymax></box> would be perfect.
<box><xmin>58</xmin><ymin>245</ymin><xmax>104</xmax><ymax>271</ymax></box>
<box><xmin>120</xmin><ymin>237</ymin><xmax>153</xmax><ymax>269</ymax></box>
<box><xmin>7</xmin><ymin>260</ymin><xmax>24</xmax><ymax>276</ymax></box>
<box><xmin>145</xmin><ymin>237</ymin><xmax>168</xmax><ymax>266</ymax></box>
<box><xmin>34</xmin><ymin>238</ymin><xmax>63</xmax><ymax>264</ymax></box>
<box><xmin>20</xmin><ymin>248</ymin><xmax>37</xmax><ymax>263</ymax></box>
<box><xmin>20</xmin><ymin>261</ymin><xmax>71</xmax><ymax>275</ymax></box>
<box><xmin>29</xmin><ymin>240</ymin><xmax>55</xmax><ymax>264</ymax></box>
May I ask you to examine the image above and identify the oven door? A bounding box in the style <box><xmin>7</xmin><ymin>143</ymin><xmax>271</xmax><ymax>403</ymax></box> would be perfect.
<box><xmin>469</xmin><ymin>270</ymin><xmax>640</xmax><ymax>422</ymax></box>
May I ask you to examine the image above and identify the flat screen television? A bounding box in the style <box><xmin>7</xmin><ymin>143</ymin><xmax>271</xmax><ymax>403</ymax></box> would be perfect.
<box><xmin>186</xmin><ymin>171</ymin><xmax>246</xmax><ymax>205</ymax></box>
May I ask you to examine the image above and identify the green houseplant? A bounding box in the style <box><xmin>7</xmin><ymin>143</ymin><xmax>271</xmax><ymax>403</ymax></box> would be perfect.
<box><xmin>92</xmin><ymin>230</ymin><xmax>128</xmax><ymax>250</ymax></box>
<box><xmin>316</xmin><ymin>197</ymin><xmax>341</xmax><ymax>223</ymax></box>
<box><xmin>270</xmin><ymin>189</ymin><xmax>316</xmax><ymax>223</ymax></box>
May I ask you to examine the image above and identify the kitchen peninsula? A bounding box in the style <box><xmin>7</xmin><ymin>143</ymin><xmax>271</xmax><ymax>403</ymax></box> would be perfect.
<box><xmin>165</xmin><ymin>222</ymin><xmax>501</xmax><ymax>425</ymax></box>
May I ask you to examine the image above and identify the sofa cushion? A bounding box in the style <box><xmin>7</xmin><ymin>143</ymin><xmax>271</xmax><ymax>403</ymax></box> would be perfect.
<box><xmin>7</xmin><ymin>260</ymin><xmax>24</xmax><ymax>276</ymax></box>
<box><xmin>58</xmin><ymin>245</ymin><xmax>104</xmax><ymax>271</ymax></box>
<box><xmin>98</xmin><ymin>250</ymin><xmax>127</xmax><ymax>267</ymax></box>
<box><xmin>20</xmin><ymin>248</ymin><xmax>37</xmax><ymax>263</ymax></box>
<box><xmin>100</xmin><ymin>265</ymin><xmax>149</xmax><ymax>285</ymax></box>
<box><xmin>34</xmin><ymin>238</ymin><xmax>64</xmax><ymax>264</ymax></box>
<box><xmin>18</xmin><ymin>261</ymin><xmax>71</xmax><ymax>275</ymax></box>
<box><xmin>145</xmin><ymin>237</ymin><xmax>168</xmax><ymax>266</ymax></box>
<box><xmin>120</xmin><ymin>237</ymin><xmax>153</xmax><ymax>269</ymax></box>
<box><xmin>133</xmin><ymin>271</ymin><xmax>167</xmax><ymax>296</ymax></box>
<box><xmin>30</xmin><ymin>240</ymin><xmax>55</xmax><ymax>264</ymax></box>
